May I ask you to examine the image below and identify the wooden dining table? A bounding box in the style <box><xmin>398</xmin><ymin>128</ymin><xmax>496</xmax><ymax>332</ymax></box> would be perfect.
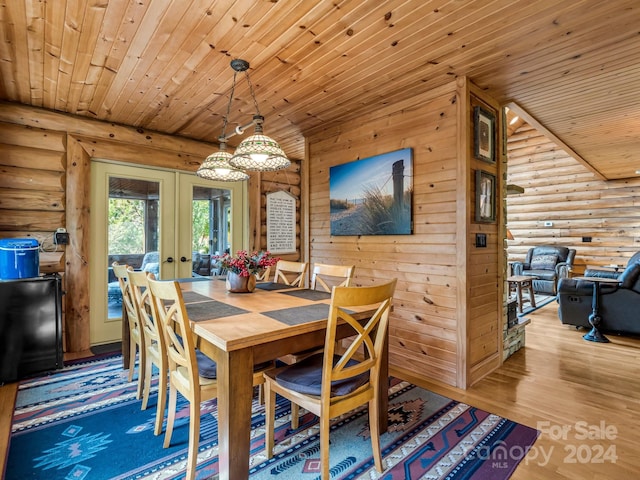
<box><xmin>180</xmin><ymin>278</ymin><xmax>389</xmax><ymax>480</ymax></box>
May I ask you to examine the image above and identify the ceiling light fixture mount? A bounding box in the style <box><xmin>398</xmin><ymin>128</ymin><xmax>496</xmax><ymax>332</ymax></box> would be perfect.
<box><xmin>196</xmin><ymin>58</ymin><xmax>289</xmax><ymax>181</ymax></box>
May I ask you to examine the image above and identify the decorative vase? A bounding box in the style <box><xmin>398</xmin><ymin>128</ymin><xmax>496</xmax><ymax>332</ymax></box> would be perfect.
<box><xmin>226</xmin><ymin>271</ymin><xmax>256</xmax><ymax>293</ymax></box>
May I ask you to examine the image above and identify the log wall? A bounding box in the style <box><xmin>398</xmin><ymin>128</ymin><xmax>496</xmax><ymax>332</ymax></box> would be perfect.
<box><xmin>0</xmin><ymin>102</ymin><xmax>301</xmax><ymax>352</ymax></box>
<box><xmin>2</xmin><ymin>80</ymin><xmax>509</xmax><ymax>389</ymax></box>
<box><xmin>506</xmin><ymin>124</ymin><xmax>640</xmax><ymax>271</ymax></box>
<box><xmin>0</xmin><ymin>125</ymin><xmax>66</xmax><ymax>272</ymax></box>
<box><xmin>306</xmin><ymin>78</ymin><xmax>504</xmax><ymax>388</ymax></box>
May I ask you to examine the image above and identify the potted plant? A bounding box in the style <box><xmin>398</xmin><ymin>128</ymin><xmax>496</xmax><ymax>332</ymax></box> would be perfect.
<box><xmin>214</xmin><ymin>250</ymin><xmax>279</xmax><ymax>293</ymax></box>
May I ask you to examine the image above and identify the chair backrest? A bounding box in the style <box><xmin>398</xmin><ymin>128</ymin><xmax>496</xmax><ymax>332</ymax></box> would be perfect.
<box><xmin>147</xmin><ymin>278</ymin><xmax>199</xmax><ymax>386</ymax></box>
<box><xmin>128</xmin><ymin>270</ymin><xmax>166</xmax><ymax>359</ymax></box>
<box><xmin>525</xmin><ymin>246</ymin><xmax>575</xmax><ymax>270</ymax></box>
<box><xmin>274</xmin><ymin>260</ymin><xmax>309</xmax><ymax>287</ymax></box>
<box><xmin>192</xmin><ymin>253</ymin><xmax>212</xmax><ymax>276</ymax></box>
<box><xmin>618</xmin><ymin>263</ymin><xmax>640</xmax><ymax>291</ymax></box>
<box><xmin>255</xmin><ymin>266</ymin><xmax>271</xmax><ymax>282</ymax></box>
<box><xmin>112</xmin><ymin>263</ymin><xmax>144</xmax><ymax>341</ymax></box>
<box><xmin>111</xmin><ymin>261</ymin><xmax>130</xmax><ymax>292</ymax></box>
<box><xmin>310</xmin><ymin>263</ymin><xmax>355</xmax><ymax>292</ymax></box>
<box><xmin>321</xmin><ymin>279</ymin><xmax>397</xmax><ymax>399</ymax></box>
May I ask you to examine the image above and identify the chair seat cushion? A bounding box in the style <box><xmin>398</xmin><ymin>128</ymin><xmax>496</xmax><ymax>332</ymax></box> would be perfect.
<box><xmin>275</xmin><ymin>353</ymin><xmax>369</xmax><ymax>397</ymax></box>
<box><xmin>194</xmin><ymin>351</ymin><xmax>272</xmax><ymax>379</ymax></box>
<box><xmin>195</xmin><ymin>350</ymin><xmax>218</xmax><ymax>379</ymax></box>
<box><xmin>253</xmin><ymin>360</ymin><xmax>275</xmax><ymax>372</ymax></box>
<box><xmin>523</xmin><ymin>269</ymin><xmax>557</xmax><ymax>281</ymax></box>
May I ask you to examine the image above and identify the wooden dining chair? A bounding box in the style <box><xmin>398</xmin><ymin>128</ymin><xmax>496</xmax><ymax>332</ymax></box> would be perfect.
<box><xmin>147</xmin><ymin>277</ymin><xmax>218</xmax><ymax>480</ymax></box>
<box><xmin>255</xmin><ymin>266</ymin><xmax>272</xmax><ymax>282</ymax></box>
<box><xmin>263</xmin><ymin>279</ymin><xmax>397</xmax><ymax>479</ymax></box>
<box><xmin>128</xmin><ymin>270</ymin><xmax>167</xmax><ymax>435</ymax></box>
<box><xmin>274</xmin><ymin>260</ymin><xmax>309</xmax><ymax>287</ymax></box>
<box><xmin>147</xmin><ymin>278</ymin><xmax>272</xmax><ymax>480</ymax></box>
<box><xmin>310</xmin><ymin>263</ymin><xmax>355</xmax><ymax>292</ymax></box>
<box><xmin>281</xmin><ymin>263</ymin><xmax>357</xmax><ymax>365</ymax></box>
<box><xmin>112</xmin><ymin>262</ymin><xmax>145</xmax><ymax>401</ymax></box>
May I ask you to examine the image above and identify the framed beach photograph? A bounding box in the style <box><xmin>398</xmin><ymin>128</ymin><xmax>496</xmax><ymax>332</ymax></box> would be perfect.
<box><xmin>475</xmin><ymin>169</ymin><xmax>496</xmax><ymax>223</ymax></box>
<box><xmin>329</xmin><ymin>148</ymin><xmax>413</xmax><ymax>236</ymax></box>
<box><xmin>474</xmin><ymin>106</ymin><xmax>495</xmax><ymax>163</ymax></box>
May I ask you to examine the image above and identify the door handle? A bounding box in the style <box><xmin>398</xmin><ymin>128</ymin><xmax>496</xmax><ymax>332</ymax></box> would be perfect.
<box><xmin>165</xmin><ymin>257</ymin><xmax>174</xmax><ymax>263</ymax></box>
<box><xmin>180</xmin><ymin>256</ymin><xmax>191</xmax><ymax>263</ymax></box>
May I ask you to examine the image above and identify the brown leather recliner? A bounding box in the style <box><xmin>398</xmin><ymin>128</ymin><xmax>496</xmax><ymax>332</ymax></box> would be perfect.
<box><xmin>512</xmin><ymin>245</ymin><xmax>576</xmax><ymax>295</ymax></box>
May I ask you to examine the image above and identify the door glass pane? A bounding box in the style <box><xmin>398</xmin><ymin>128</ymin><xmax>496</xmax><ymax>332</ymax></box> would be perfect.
<box><xmin>107</xmin><ymin>177</ymin><xmax>160</xmax><ymax>320</ymax></box>
<box><xmin>191</xmin><ymin>186</ymin><xmax>231</xmax><ymax>277</ymax></box>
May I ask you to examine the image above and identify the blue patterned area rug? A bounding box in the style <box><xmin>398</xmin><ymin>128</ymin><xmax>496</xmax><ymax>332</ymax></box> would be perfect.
<box><xmin>520</xmin><ymin>293</ymin><xmax>557</xmax><ymax>316</ymax></box>
<box><xmin>7</xmin><ymin>355</ymin><xmax>538</xmax><ymax>480</ymax></box>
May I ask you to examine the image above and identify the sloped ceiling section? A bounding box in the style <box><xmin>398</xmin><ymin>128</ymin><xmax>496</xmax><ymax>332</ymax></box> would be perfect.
<box><xmin>0</xmin><ymin>1</ymin><xmax>638</xmax><ymax>179</ymax></box>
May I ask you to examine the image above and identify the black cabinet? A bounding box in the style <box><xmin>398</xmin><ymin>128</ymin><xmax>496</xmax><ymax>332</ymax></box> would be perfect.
<box><xmin>0</xmin><ymin>274</ymin><xmax>63</xmax><ymax>383</ymax></box>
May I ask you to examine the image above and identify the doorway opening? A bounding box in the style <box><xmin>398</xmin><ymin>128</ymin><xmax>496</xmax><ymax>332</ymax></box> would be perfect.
<box><xmin>91</xmin><ymin>161</ymin><xmax>247</xmax><ymax>345</ymax></box>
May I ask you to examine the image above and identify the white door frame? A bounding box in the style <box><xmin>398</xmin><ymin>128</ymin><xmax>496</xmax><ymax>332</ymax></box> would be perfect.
<box><xmin>176</xmin><ymin>172</ymin><xmax>248</xmax><ymax>278</ymax></box>
<box><xmin>90</xmin><ymin>160</ymin><xmax>248</xmax><ymax>346</ymax></box>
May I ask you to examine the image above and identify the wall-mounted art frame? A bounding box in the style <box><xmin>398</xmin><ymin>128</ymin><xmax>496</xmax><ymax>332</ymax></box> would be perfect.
<box><xmin>266</xmin><ymin>190</ymin><xmax>297</xmax><ymax>254</ymax></box>
<box><xmin>475</xmin><ymin>169</ymin><xmax>496</xmax><ymax>223</ymax></box>
<box><xmin>329</xmin><ymin>148</ymin><xmax>413</xmax><ymax>236</ymax></box>
<box><xmin>474</xmin><ymin>106</ymin><xmax>495</xmax><ymax>163</ymax></box>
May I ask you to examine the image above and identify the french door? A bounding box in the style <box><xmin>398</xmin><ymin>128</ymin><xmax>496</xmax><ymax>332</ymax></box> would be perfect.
<box><xmin>90</xmin><ymin>161</ymin><xmax>247</xmax><ymax>346</ymax></box>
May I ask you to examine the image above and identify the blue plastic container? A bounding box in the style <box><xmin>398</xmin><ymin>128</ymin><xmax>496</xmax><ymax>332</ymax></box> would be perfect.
<box><xmin>0</xmin><ymin>238</ymin><xmax>40</xmax><ymax>279</ymax></box>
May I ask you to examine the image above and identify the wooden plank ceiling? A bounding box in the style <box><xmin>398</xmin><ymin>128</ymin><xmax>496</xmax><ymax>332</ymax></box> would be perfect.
<box><xmin>0</xmin><ymin>0</ymin><xmax>638</xmax><ymax>180</ymax></box>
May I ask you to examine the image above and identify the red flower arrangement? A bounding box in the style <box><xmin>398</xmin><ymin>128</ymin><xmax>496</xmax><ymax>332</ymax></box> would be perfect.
<box><xmin>214</xmin><ymin>250</ymin><xmax>279</xmax><ymax>277</ymax></box>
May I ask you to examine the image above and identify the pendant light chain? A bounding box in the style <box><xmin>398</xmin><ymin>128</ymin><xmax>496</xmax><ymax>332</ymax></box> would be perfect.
<box><xmin>196</xmin><ymin>66</ymin><xmax>251</xmax><ymax>182</ymax></box>
<box><xmin>244</xmin><ymin>70</ymin><xmax>261</xmax><ymax>117</ymax></box>
<box><xmin>221</xmin><ymin>71</ymin><xmax>238</xmax><ymax>140</ymax></box>
<box><xmin>199</xmin><ymin>58</ymin><xmax>289</xmax><ymax>177</ymax></box>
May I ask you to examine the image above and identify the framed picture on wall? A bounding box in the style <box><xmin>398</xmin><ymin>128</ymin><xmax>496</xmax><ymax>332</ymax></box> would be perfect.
<box><xmin>329</xmin><ymin>148</ymin><xmax>413</xmax><ymax>236</ymax></box>
<box><xmin>475</xmin><ymin>169</ymin><xmax>496</xmax><ymax>223</ymax></box>
<box><xmin>474</xmin><ymin>106</ymin><xmax>495</xmax><ymax>163</ymax></box>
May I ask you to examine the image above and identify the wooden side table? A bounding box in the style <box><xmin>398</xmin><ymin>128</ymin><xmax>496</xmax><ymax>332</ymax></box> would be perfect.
<box><xmin>573</xmin><ymin>276</ymin><xmax>621</xmax><ymax>343</ymax></box>
<box><xmin>507</xmin><ymin>275</ymin><xmax>538</xmax><ymax>314</ymax></box>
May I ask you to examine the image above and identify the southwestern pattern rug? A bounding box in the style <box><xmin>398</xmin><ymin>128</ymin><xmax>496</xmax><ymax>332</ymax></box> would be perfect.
<box><xmin>7</xmin><ymin>355</ymin><xmax>539</xmax><ymax>480</ymax></box>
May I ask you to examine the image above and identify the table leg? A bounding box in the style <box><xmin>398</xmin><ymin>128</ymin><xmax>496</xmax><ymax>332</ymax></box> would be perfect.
<box><xmin>583</xmin><ymin>281</ymin><xmax>610</xmax><ymax>343</ymax></box>
<box><xmin>527</xmin><ymin>281</ymin><xmax>536</xmax><ymax>308</ymax></box>
<box><xmin>378</xmin><ymin>329</ymin><xmax>389</xmax><ymax>433</ymax></box>
<box><xmin>216</xmin><ymin>348</ymin><xmax>254</xmax><ymax>480</ymax></box>
<box><xmin>515</xmin><ymin>282</ymin><xmax>523</xmax><ymax>313</ymax></box>
<box><xmin>121</xmin><ymin>305</ymin><xmax>130</xmax><ymax>369</ymax></box>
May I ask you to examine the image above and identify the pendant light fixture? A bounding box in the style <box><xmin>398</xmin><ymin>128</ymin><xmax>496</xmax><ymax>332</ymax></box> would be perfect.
<box><xmin>227</xmin><ymin>59</ymin><xmax>290</xmax><ymax>172</ymax></box>
<box><xmin>196</xmin><ymin>60</ymin><xmax>250</xmax><ymax>182</ymax></box>
<box><xmin>197</xmin><ymin>139</ymin><xmax>249</xmax><ymax>182</ymax></box>
<box><xmin>229</xmin><ymin>114</ymin><xmax>290</xmax><ymax>171</ymax></box>
<box><xmin>197</xmin><ymin>59</ymin><xmax>289</xmax><ymax>180</ymax></box>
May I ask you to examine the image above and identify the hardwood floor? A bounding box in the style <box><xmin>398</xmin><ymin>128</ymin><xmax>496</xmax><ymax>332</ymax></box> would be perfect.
<box><xmin>2</xmin><ymin>301</ymin><xmax>640</xmax><ymax>478</ymax></box>
<box><xmin>397</xmin><ymin>301</ymin><xmax>640</xmax><ymax>479</ymax></box>
<box><xmin>0</xmin><ymin>380</ymin><xmax>16</xmax><ymax>475</ymax></box>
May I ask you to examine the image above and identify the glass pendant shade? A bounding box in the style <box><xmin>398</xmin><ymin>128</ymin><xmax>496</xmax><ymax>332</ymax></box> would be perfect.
<box><xmin>229</xmin><ymin>133</ymin><xmax>290</xmax><ymax>172</ymax></box>
<box><xmin>197</xmin><ymin>149</ymin><xmax>249</xmax><ymax>182</ymax></box>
